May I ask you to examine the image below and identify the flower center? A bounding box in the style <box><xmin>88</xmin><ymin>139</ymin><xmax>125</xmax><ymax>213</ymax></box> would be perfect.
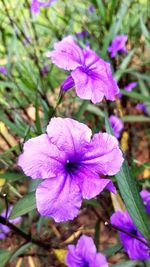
<box><xmin>65</xmin><ymin>160</ymin><xmax>79</xmax><ymax>173</ymax></box>
<box><xmin>131</xmin><ymin>228</ymin><xmax>138</xmax><ymax>236</ymax></box>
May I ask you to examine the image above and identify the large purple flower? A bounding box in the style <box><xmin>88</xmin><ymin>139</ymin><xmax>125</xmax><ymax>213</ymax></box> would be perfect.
<box><xmin>109</xmin><ymin>115</ymin><xmax>124</xmax><ymax>139</ymax></box>
<box><xmin>47</xmin><ymin>36</ymin><xmax>119</xmax><ymax>104</ymax></box>
<box><xmin>18</xmin><ymin>117</ymin><xmax>123</xmax><ymax>222</ymax></box>
<box><xmin>110</xmin><ymin>210</ymin><xmax>150</xmax><ymax>260</ymax></box>
<box><xmin>108</xmin><ymin>35</ymin><xmax>128</xmax><ymax>58</ymax></box>
<box><xmin>66</xmin><ymin>235</ymin><xmax>108</xmax><ymax>267</ymax></box>
<box><xmin>30</xmin><ymin>0</ymin><xmax>56</xmax><ymax>15</ymax></box>
<box><xmin>140</xmin><ymin>189</ymin><xmax>150</xmax><ymax>214</ymax></box>
<box><xmin>0</xmin><ymin>206</ymin><xmax>22</xmax><ymax>240</ymax></box>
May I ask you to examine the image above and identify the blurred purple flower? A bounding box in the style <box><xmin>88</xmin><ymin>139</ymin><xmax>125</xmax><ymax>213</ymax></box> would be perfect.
<box><xmin>109</xmin><ymin>115</ymin><xmax>124</xmax><ymax>139</ymax></box>
<box><xmin>18</xmin><ymin>117</ymin><xmax>123</xmax><ymax>222</ymax></box>
<box><xmin>76</xmin><ymin>31</ymin><xmax>89</xmax><ymax>39</ymax></box>
<box><xmin>47</xmin><ymin>36</ymin><xmax>119</xmax><ymax>103</ymax></box>
<box><xmin>108</xmin><ymin>35</ymin><xmax>128</xmax><ymax>58</ymax></box>
<box><xmin>110</xmin><ymin>210</ymin><xmax>150</xmax><ymax>260</ymax></box>
<box><xmin>40</xmin><ymin>63</ymin><xmax>49</xmax><ymax>77</ymax></box>
<box><xmin>0</xmin><ymin>206</ymin><xmax>22</xmax><ymax>240</ymax></box>
<box><xmin>140</xmin><ymin>189</ymin><xmax>150</xmax><ymax>214</ymax></box>
<box><xmin>118</xmin><ymin>81</ymin><xmax>137</xmax><ymax>98</ymax></box>
<box><xmin>30</xmin><ymin>0</ymin><xmax>56</xmax><ymax>15</ymax></box>
<box><xmin>136</xmin><ymin>103</ymin><xmax>147</xmax><ymax>114</ymax></box>
<box><xmin>66</xmin><ymin>235</ymin><xmax>108</xmax><ymax>267</ymax></box>
<box><xmin>88</xmin><ymin>4</ymin><xmax>95</xmax><ymax>13</ymax></box>
<box><xmin>125</xmin><ymin>82</ymin><xmax>137</xmax><ymax>92</ymax></box>
<box><xmin>0</xmin><ymin>66</ymin><xmax>7</xmax><ymax>75</ymax></box>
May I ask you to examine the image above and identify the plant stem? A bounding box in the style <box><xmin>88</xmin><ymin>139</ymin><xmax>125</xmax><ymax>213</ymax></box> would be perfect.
<box><xmin>0</xmin><ymin>215</ymin><xmax>51</xmax><ymax>251</ymax></box>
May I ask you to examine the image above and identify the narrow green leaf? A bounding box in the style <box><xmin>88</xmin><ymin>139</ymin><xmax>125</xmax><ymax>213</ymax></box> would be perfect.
<box><xmin>0</xmin><ymin>249</ymin><xmax>12</xmax><ymax>267</ymax></box>
<box><xmin>0</xmin><ymin>171</ymin><xmax>29</xmax><ymax>181</ymax></box>
<box><xmin>111</xmin><ymin>260</ymin><xmax>141</xmax><ymax>267</ymax></box>
<box><xmin>11</xmin><ymin>243</ymin><xmax>32</xmax><ymax>260</ymax></box>
<box><xmin>115</xmin><ymin>49</ymin><xmax>136</xmax><ymax>81</ymax></box>
<box><xmin>86</xmin><ymin>104</ymin><xmax>104</xmax><ymax>117</ymax></box>
<box><xmin>95</xmin><ymin>0</ymin><xmax>106</xmax><ymax>19</ymax></box>
<box><xmin>120</xmin><ymin>89</ymin><xmax>150</xmax><ymax>102</ymax></box>
<box><xmin>140</xmin><ymin>16</ymin><xmax>150</xmax><ymax>50</ymax></box>
<box><xmin>122</xmin><ymin>115</ymin><xmax>150</xmax><ymax>122</ymax></box>
<box><xmin>105</xmin><ymin>110</ymin><xmax>150</xmax><ymax>240</ymax></box>
<box><xmin>9</xmin><ymin>192</ymin><xmax>36</xmax><ymax>219</ymax></box>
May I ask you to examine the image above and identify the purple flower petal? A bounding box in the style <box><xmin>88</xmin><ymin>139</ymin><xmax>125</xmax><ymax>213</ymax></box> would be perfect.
<box><xmin>136</xmin><ymin>103</ymin><xmax>147</xmax><ymax>114</ymax></box>
<box><xmin>30</xmin><ymin>0</ymin><xmax>56</xmax><ymax>15</ymax></box>
<box><xmin>18</xmin><ymin>134</ymin><xmax>66</xmax><ymax>179</ymax></box>
<box><xmin>46</xmin><ymin>117</ymin><xmax>92</xmax><ymax>155</ymax></box>
<box><xmin>36</xmin><ymin>175</ymin><xmax>82</xmax><ymax>222</ymax></box>
<box><xmin>48</xmin><ymin>37</ymin><xmax>119</xmax><ymax>103</ymax></box>
<box><xmin>82</xmin><ymin>133</ymin><xmax>124</xmax><ymax>176</ymax></box>
<box><xmin>61</xmin><ymin>75</ymin><xmax>75</xmax><ymax>91</ymax></box>
<box><xmin>0</xmin><ymin>206</ymin><xmax>22</xmax><ymax>239</ymax></box>
<box><xmin>75</xmin><ymin>166</ymin><xmax>116</xmax><ymax>199</ymax></box>
<box><xmin>109</xmin><ymin>115</ymin><xmax>124</xmax><ymax>139</ymax></box>
<box><xmin>140</xmin><ymin>189</ymin><xmax>150</xmax><ymax>214</ymax></box>
<box><xmin>47</xmin><ymin>36</ymin><xmax>84</xmax><ymax>71</ymax></box>
<box><xmin>0</xmin><ymin>66</ymin><xmax>7</xmax><ymax>75</ymax></box>
<box><xmin>111</xmin><ymin>211</ymin><xmax>150</xmax><ymax>260</ymax></box>
<box><xmin>18</xmin><ymin>117</ymin><xmax>124</xmax><ymax>222</ymax></box>
<box><xmin>124</xmin><ymin>82</ymin><xmax>137</xmax><ymax>92</ymax></box>
<box><xmin>108</xmin><ymin>35</ymin><xmax>128</xmax><ymax>58</ymax></box>
<box><xmin>66</xmin><ymin>235</ymin><xmax>108</xmax><ymax>267</ymax></box>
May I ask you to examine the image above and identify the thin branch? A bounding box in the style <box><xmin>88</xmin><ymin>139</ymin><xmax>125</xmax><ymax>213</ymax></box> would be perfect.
<box><xmin>92</xmin><ymin>207</ymin><xmax>150</xmax><ymax>250</ymax></box>
<box><xmin>0</xmin><ymin>215</ymin><xmax>51</xmax><ymax>251</ymax></box>
<box><xmin>105</xmin><ymin>221</ymin><xmax>150</xmax><ymax>250</ymax></box>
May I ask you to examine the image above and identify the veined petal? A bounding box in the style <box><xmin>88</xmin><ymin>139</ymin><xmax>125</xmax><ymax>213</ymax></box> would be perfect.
<box><xmin>46</xmin><ymin>117</ymin><xmax>92</xmax><ymax>158</ymax></box>
<box><xmin>18</xmin><ymin>134</ymin><xmax>65</xmax><ymax>179</ymax></box>
<box><xmin>75</xmin><ymin>166</ymin><xmax>116</xmax><ymax>199</ymax></box>
<box><xmin>47</xmin><ymin>36</ymin><xmax>84</xmax><ymax>70</ymax></box>
<box><xmin>72</xmin><ymin>67</ymin><xmax>105</xmax><ymax>104</ymax></box>
<box><xmin>72</xmin><ymin>47</ymin><xmax>119</xmax><ymax>103</ymax></box>
<box><xmin>36</xmin><ymin>174</ymin><xmax>82</xmax><ymax>222</ymax></box>
<box><xmin>82</xmin><ymin>133</ymin><xmax>124</xmax><ymax>176</ymax></box>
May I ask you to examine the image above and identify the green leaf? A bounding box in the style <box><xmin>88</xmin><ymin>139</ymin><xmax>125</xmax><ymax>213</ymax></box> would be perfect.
<box><xmin>110</xmin><ymin>260</ymin><xmax>141</xmax><ymax>267</ymax></box>
<box><xmin>95</xmin><ymin>0</ymin><xmax>106</xmax><ymax>20</ymax></box>
<box><xmin>105</xmin><ymin>110</ymin><xmax>150</xmax><ymax>240</ymax></box>
<box><xmin>11</xmin><ymin>243</ymin><xmax>32</xmax><ymax>261</ymax></box>
<box><xmin>0</xmin><ymin>249</ymin><xmax>12</xmax><ymax>267</ymax></box>
<box><xmin>9</xmin><ymin>192</ymin><xmax>36</xmax><ymax>219</ymax></box>
<box><xmin>122</xmin><ymin>115</ymin><xmax>150</xmax><ymax>122</ymax></box>
<box><xmin>120</xmin><ymin>89</ymin><xmax>150</xmax><ymax>102</ymax></box>
<box><xmin>0</xmin><ymin>171</ymin><xmax>29</xmax><ymax>181</ymax></box>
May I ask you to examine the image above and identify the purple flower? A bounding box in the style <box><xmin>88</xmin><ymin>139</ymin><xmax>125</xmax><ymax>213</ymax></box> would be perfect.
<box><xmin>108</xmin><ymin>35</ymin><xmax>128</xmax><ymax>58</ymax></box>
<box><xmin>76</xmin><ymin>31</ymin><xmax>89</xmax><ymax>39</ymax></box>
<box><xmin>40</xmin><ymin>63</ymin><xmax>49</xmax><ymax>77</ymax></box>
<box><xmin>0</xmin><ymin>66</ymin><xmax>7</xmax><ymax>75</ymax></box>
<box><xmin>109</xmin><ymin>115</ymin><xmax>124</xmax><ymax>139</ymax></box>
<box><xmin>118</xmin><ymin>81</ymin><xmax>137</xmax><ymax>98</ymax></box>
<box><xmin>30</xmin><ymin>0</ymin><xmax>56</xmax><ymax>15</ymax></box>
<box><xmin>124</xmin><ymin>82</ymin><xmax>137</xmax><ymax>92</ymax></box>
<box><xmin>110</xmin><ymin>210</ymin><xmax>150</xmax><ymax>260</ymax></box>
<box><xmin>140</xmin><ymin>189</ymin><xmax>150</xmax><ymax>214</ymax></box>
<box><xmin>136</xmin><ymin>103</ymin><xmax>147</xmax><ymax>114</ymax></box>
<box><xmin>18</xmin><ymin>117</ymin><xmax>123</xmax><ymax>222</ymax></box>
<box><xmin>0</xmin><ymin>206</ymin><xmax>22</xmax><ymax>240</ymax></box>
<box><xmin>88</xmin><ymin>4</ymin><xmax>95</xmax><ymax>13</ymax></box>
<box><xmin>47</xmin><ymin>36</ymin><xmax>119</xmax><ymax>104</ymax></box>
<box><xmin>66</xmin><ymin>235</ymin><xmax>108</xmax><ymax>267</ymax></box>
